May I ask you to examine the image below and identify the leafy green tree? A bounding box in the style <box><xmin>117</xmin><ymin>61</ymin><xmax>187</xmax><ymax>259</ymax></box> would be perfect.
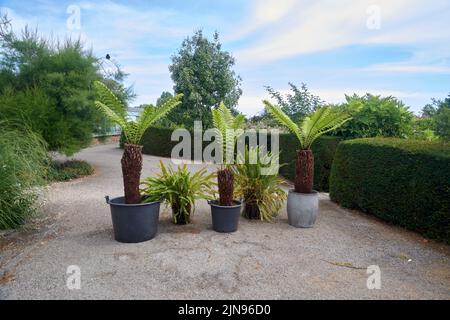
<box><xmin>0</xmin><ymin>14</ymin><xmax>132</xmax><ymax>155</ymax></box>
<box><xmin>265</xmin><ymin>82</ymin><xmax>323</xmax><ymax>123</ymax></box>
<box><xmin>169</xmin><ymin>30</ymin><xmax>242</xmax><ymax>129</ymax></box>
<box><xmin>415</xmin><ymin>95</ymin><xmax>450</xmax><ymax>141</ymax></box>
<box><xmin>332</xmin><ymin>94</ymin><xmax>414</xmax><ymax>138</ymax></box>
<box><xmin>434</xmin><ymin>96</ymin><xmax>450</xmax><ymax>141</ymax></box>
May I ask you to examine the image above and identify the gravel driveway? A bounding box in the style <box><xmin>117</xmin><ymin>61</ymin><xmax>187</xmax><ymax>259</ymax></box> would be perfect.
<box><xmin>1</xmin><ymin>144</ymin><xmax>449</xmax><ymax>300</ymax></box>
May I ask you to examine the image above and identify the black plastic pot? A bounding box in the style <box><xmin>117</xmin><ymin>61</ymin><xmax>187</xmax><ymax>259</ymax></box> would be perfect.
<box><xmin>209</xmin><ymin>200</ymin><xmax>242</xmax><ymax>233</ymax></box>
<box><xmin>106</xmin><ymin>196</ymin><xmax>160</xmax><ymax>243</ymax></box>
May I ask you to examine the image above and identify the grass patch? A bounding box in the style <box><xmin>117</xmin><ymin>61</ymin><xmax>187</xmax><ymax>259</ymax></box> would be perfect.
<box><xmin>48</xmin><ymin>160</ymin><xmax>94</xmax><ymax>182</ymax></box>
<box><xmin>0</xmin><ymin>128</ymin><xmax>48</xmax><ymax>230</ymax></box>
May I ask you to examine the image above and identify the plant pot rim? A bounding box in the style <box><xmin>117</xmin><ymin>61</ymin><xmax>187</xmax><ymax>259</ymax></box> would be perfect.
<box><xmin>106</xmin><ymin>196</ymin><xmax>161</xmax><ymax>207</ymax></box>
<box><xmin>208</xmin><ymin>200</ymin><xmax>242</xmax><ymax>209</ymax></box>
<box><xmin>288</xmin><ymin>190</ymin><xmax>319</xmax><ymax>196</ymax></box>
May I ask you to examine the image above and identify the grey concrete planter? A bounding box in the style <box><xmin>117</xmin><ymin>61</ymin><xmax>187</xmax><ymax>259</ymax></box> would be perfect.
<box><xmin>287</xmin><ymin>190</ymin><xmax>319</xmax><ymax>228</ymax></box>
<box><xmin>106</xmin><ymin>196</ymin><xmax>160</xmax><ymax>243</ymax></box>
<box><xmin>209</xmin><ymin>200</ymin><xmax>242</xmax><ymax>233</ymax></box>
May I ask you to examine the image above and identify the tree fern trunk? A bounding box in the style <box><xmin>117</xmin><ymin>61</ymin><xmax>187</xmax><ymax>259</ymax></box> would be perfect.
<box><xmin>295</xmin><ymin>149</ymin><xmax>314</xmax><ymax>194</ymax></box>
<box><xmin>122</xmin><ymin>144</ymin><xmax>143</xmax><ymax>204</ymax></box>
<box><xmin>218</xmin><ymin>168</ymin><xmax>234</xmax><ymax>206</ymax></box>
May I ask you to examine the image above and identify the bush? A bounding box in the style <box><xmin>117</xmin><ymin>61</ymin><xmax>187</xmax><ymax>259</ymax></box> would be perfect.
<box><xmin>329</xmin><ymin>138</ymin><xmax>450</xmax><ymax>243</ymax></box>
<box><xmin>332</xmin><ymin>94</ymin><xmax>414</xmax><ymax>139</ymax></box>
<box><xmin>47</xmin><ymin>160</ymin><xmax>94</xmax><ymax>182</ymax></box>
<box><xmin>139</xmin><ymin>127</ymin><xmax>342</xmax><ymax>191</ymax></box>
<box><xmin>0</xmin><ymin>128</ymin><xmax>48</xmax><ymax>229</ymax></box>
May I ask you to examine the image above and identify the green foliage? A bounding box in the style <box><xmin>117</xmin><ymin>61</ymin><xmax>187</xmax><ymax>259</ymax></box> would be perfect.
<box><xmin>234</xmin><ymin>147</ymin><xmax>287</xmax><ymax>222</ymax></box>
<box><xmin>265</xmin><ymin>82</ymin><xmax>323</xmax><ymax>123</ymax></box>
<box><xmin>264</xmin><ymin>100</ymin><xmax>351</xmax><ymax>149</ymax></box>
<box><xmin>141</xmin><ymin>161</ymin><xmax>216</xmax><ymax>224</ymax></box>
<box><xmin>330</xmin><ymin>138</ymin><xmax>450</xmax><ymax>244</ymax></box>
<box><xmin>169</xmin><ymin>30</ymin><xmax>242</xmax><ymax>129</ymax></box>
<box><xmin>433</xmin><ymin>95</ymin><xmax>450</xmax><ymax>141</ymax></box>
<box><xmin>0</xmin><ymin>14</ymin><xmax>132</xmax><ymax>155</ymax></box>
<box><xmin>0</xmin><ymin>127</ymin><xmax>48</xmax><ymax>229</ymax></box>
<box><xmin>332</xmin><ymin>94</ymin><xmax>414</xmax><ymax>139</ymax></box>
<box><xmin>94</xmin><ymin>81</ymin><xmax>182</xmax><ymax>145</ymax></box>
<box><xmin>412</xmin><ymin>117</ymin><xmax>438</xmax><ymax>141</ymax></box>
<box><xmin>211</xmin><ymin>102</ymin><xmax>245</xmax><ymax>164</ymax></box>
<box><xmin>138</xmin><ymin>127</ymin><xmax>341</xmax><ymax>191</ymax></box>
<box><xmin>47</xmin><ymin>160</ymin><xmax>94</xmax><ymax>182</ymax></box>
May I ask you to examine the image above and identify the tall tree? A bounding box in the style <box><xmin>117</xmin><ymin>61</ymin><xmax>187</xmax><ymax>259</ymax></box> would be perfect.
<box><xmin>169</xmin><ymin>30</ymin><xmax>242</xmax><ymax>129</ymax></box>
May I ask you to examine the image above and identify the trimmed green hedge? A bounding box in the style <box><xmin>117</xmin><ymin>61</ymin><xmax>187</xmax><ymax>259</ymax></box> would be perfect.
<box><xmin>330</xmin><ymin>138</ymin><xmax>450</xmax><ymax>243</ymax></box>
<box><xmin>137</xmin><ymin>127</ymin><xmax>342</xmax><ymax>191</ymax></box>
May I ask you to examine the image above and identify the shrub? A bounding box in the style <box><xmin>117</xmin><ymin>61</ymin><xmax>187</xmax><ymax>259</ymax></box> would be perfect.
<box><xmin>329</xmin><ymin>138</ymin><xmax>450</xmax><ymax>243</ymax></box>
<box><xmin>234</xmin><ymin>147</ymin><xmax>287</xmax><ymax>222</ymax></box>
<box><xmin>139</xmin><ymin>127</ymin><xmax>342</xmax><ymax>191</ymax></box>
<box><xmin>47</xmin><ymin>160</ymin><xmax>94</xmax><ymax>182</ymax></box>
<box><xmin>141</xmin><ymin>161</ymin><xmax>216</xmax><ymax>225</ymax></box>
<box><xmin>0</xmin><ymin>128</ymin><xmax>48</xmax><ymax>229</ymax></box>
<box><xmin>332</xmin><ymin>94</ymin><xmax>414</xmax><ymax>139</ymax></box>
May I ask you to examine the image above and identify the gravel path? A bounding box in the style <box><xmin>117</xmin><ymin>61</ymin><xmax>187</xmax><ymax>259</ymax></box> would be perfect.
<box><xmin>1</xmin><ymin>144</ymin><xmax>449</xmax><ymax>300</ymax></box>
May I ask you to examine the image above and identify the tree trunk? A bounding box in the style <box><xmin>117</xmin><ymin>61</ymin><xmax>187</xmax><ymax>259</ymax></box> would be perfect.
<box><xmin>295</xmin><ymin>149</ymin><xmax>314</xmax><ymax>194</ymax></box>
<box><xmin>218</xmin><ymin>167</ymin><xmax>234</xmax><ymax>206</ymax></box>
<box><xmin>122</xmin><ymin>144</ymin><xmax>143</xmax><ymax>204</ymax></box>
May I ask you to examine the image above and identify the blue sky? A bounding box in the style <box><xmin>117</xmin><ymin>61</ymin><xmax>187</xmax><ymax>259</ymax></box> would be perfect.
<box><xmin>1</xmin><ymin>0</ymin><xmax>450</xmax><ymax>115</ymax></box>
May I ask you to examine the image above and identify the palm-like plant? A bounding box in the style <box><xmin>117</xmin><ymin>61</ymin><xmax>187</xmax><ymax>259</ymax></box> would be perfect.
<box><xmin>264</xmin><ymin>100</ymin><xmax>351</xmax><ymax>193</ymax></box>
<box><xmin>211</xmin><ymin>102</ymin><xmax>245</xmax><ymax>206</ymax></box>
<box><xmin>234</xmin><ymin>147</ymin><xmax>287</xmax><ymax>222</ymax></box>
<box><xmin>94</xmin><ymin>81</ymin><xmax>182</xmax><ymax>204</ymax></box>
<box><xmin>141</xmin><ymin>161</ymin><xmax>216</xmax><ymax>225</ymax></box>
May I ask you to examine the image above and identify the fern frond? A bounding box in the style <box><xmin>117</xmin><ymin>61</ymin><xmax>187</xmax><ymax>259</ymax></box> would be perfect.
<box><xmin>135</xmin><ymin>93</ymin><xmax>183</xmax><ymax>143</ymax></box>
<box><xmin>301</xmin><ymin>106</ymin><xmax>352</xmax><ymax>148</ymax></box>
<box><xmin>263</xmin><ymin>100</ymin><xmax>302</xmax><ymax>144</ymax></box>
<box><xmin>93</xmin><ymin>81</ymin><xmax>127</xmax><ymax>119</ymax></box>
<box><xmin>212</xmin><ymin>102</ymin><xmax>245</xmax><ymax>163</ymax></box>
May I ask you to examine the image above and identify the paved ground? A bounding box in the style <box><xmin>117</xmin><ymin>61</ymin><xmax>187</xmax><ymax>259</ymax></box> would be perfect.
<box><xmin>0</xmin><ymin>144</ymin><xmax>449</xmax><ymax>300</ymax></box>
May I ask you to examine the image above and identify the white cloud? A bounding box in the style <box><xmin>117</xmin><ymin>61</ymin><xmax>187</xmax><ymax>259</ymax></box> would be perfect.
<box><xmin>233</xmin><ymin>0</ymin><xmax>448</xmax><ymax>64</ymax></box>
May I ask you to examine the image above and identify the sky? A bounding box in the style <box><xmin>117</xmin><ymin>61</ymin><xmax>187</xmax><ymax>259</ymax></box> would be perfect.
<box><xmin>1</xmin><ymin>0</ymin><xmax>450</xmax><ymax>115</ymax></box>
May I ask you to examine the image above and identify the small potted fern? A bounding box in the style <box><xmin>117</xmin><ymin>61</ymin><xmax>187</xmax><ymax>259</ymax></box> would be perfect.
<box><xmin>94</xmin><ymin>81</ymin><xmax>182</xmax><ymax>242</ymax></box>
<box><xmin>141</xmin><ymin>161</ymin><xmax>216</xmax><ymax>225</ymax></box>
<box><xmin>264</xmin><ymin>101</ymin><xmax>351</xmax><ymax>228</ymax></box>
<box><xmin>209</xmin><ymin>102</ymin><xmax>245</xmax><ymax>233</ymax></box>
<box><xmin>234</xmin><ymin>147</ymin><xmax>287</xmax><ymax>222</ymax></box>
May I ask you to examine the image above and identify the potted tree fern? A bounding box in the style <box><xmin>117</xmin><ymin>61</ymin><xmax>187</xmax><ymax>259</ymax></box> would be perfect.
<box><xmin>209</xmin><ymin>102</ymin><xmax>245</xmax><ymax>233</ymax></box>
<box><xmin>264</xmin><ymin>101</ymin><xmax>351</xmax><ymax>228</ymax></box>
<box><xmin>94</xmin><ymin>81</ymin><xmax>182</xmax><ymax>243</ymax></box>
